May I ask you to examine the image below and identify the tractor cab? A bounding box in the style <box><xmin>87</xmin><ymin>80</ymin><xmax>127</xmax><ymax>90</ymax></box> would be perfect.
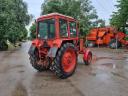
<box><xmin>33</xmin><ymin>13</ymin><xmax>79</xmax><ymax>48</ymax></box>
<box><xmin>28</xmin><ymin>13</ymin><xmax>92</xmax><ymax>79</ymax></box>
<box><xmin>37</xmin><ymin>13</ymin><xmax>78</xmax><ymax>39</ymax></box>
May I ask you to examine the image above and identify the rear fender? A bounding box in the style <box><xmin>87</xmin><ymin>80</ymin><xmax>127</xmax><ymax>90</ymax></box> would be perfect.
<box><xmin>52</xmin><ymin>39</ymin><xmax>62</xmax><ymax>48</ymax></box>
<box><xmin>47</xmin><ymin>39</ymin><xmax>62</xmax><ymax>58</ymax></box>
<box><xmin>47</xmin><ymin>47</ymin><xmax>58</xmax><ymax>58</ymax></box>
<box><xmin>28</xmin><ymin>39</ymin><xmax>41</xmax><ymax>56</ymax></box>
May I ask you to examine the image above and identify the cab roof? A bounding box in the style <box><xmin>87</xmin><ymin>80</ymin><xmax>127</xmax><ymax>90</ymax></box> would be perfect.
<box><xmin>37</xmin><ymin>13</ymin><xmax>76</xmax><ymax>21</ymax></box>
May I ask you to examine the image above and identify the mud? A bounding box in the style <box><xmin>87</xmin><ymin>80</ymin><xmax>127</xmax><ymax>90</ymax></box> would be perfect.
<box><xmin>0</xmin><ymin>42</ymin><xmax>128</xmax><ymax>96</ymax></box>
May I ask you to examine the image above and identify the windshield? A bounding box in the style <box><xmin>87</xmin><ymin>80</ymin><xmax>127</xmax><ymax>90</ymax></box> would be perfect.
<box><xmin>38</xmin><ymin>19</ymin><xmax>55</xmax><ymax>39</ymax></box>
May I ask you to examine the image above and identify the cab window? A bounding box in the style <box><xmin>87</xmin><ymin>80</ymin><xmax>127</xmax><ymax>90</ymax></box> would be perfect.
<box><xmin>59</xmin><ymin>19</ymin><xmax>68</xmax><ymax>37</ymax></box>
<box><xmin>70</xmin><ymin>22</ymin><xmax>77</xmax><ymax>37</ymax></box>
<box><xmin>38</xmin><ymin>19</ymin><xmax>55</xmax><ymax>39</ymax></box>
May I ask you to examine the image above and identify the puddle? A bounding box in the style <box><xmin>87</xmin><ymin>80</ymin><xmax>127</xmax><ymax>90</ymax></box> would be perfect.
<box><xmin>111</xmin><ymin>72</ymin><xmax>128</xmax><ymax>80</ymax></box>
<box><xmin>97</xmin><ymin>57</ymin><xmax>113</xmax><ymax>60</ymax></box>
<box><xmin>18</xmin><ymin>70</ymin><xmax>25</xmax><ymax>73</ymax></box>
<box><xmin>96</xmin><ymin>56</ymin><xmax>126</xmax><ymax>61</ymax></box>
<box><xmin>101</xmin><ymin>63</ymin><xmax>116</xmax><ymax>69</ymax></box>
<box><xmin>11</xmin><ymin>82</ymin><xmax>28</xmax><ymax>96</ymax></box>
<box><xmin>9</xmin><ymin>65</ymin><xmax>25</xmax><ymax>71</ymax></box>
<box><xmin>89</xmin><ymin>72</ymin><xmax>97</xmax><ymax>76</ymax></box>
<box><xmin>123</xmin><ymin>50</ymin><xmax>128</xmax><ymax>53</ymax></box>
<box><xmin>12</xmin><ymin>65</ymin><xmax>25</xmax><ymax>69</ymax></box>
<box><xmin>0</xmin><ymin>65</ymin><xmax>25</xmax><ymax>74</ymax></box>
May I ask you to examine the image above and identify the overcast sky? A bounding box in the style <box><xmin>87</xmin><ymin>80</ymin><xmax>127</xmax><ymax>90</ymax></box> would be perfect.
<box><xmin>23</xmin><ymin>0</ymin><xmax>117</xmax><ymax>25</ymax></box>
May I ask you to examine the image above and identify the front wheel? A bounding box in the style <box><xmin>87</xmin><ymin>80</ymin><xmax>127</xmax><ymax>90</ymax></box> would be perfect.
<box><xmin>84</xmin><ymin>52</ymin><xmax>92</xmax><ymax>65</ymax></box>
<box><xmin>52</xmin><ymin>43</ymin><xmax>77</xmax><ymax>79</ymax></box>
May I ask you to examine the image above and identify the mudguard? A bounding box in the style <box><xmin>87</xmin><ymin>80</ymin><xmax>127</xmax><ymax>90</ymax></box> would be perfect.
<box><xmin>47</xmin><ymin>47</ymin><xmax>58</xmax><ymax>58</ymax></box>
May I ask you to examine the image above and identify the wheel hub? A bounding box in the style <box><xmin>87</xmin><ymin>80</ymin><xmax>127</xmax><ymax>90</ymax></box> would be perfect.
<box><xmin>62</xmin><ymin>48</ymin><xmax>76</xmax><ymax>73</ymax></box>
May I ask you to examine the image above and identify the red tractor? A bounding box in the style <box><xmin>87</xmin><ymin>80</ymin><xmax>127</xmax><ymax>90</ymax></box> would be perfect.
<box><xmin>28</xmin><ymin>13</ymin><xmax>92</xmax><ymax>79</ymax></box>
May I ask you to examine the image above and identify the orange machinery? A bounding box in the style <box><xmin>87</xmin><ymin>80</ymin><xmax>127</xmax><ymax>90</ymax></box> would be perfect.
<box><xmin>86</xmin><ymin>27</ymin><xmax>115</xmax><ymax>46</ymax></box>
<box><xmin>109</xmin><ymin>31</ymin><xmax>128</xmax><ymax>48</ymax></box>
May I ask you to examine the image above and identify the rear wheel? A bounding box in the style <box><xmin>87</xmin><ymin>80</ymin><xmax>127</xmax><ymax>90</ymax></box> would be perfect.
<box><xmin>29</xmin><ymin>48</ymin><xmax>50</xmax><ymax>72</ymax></box>
<box><xmin>52</xmin><ymin>43</ymin><xmax>77</xmax><ymax>79</ymax></box>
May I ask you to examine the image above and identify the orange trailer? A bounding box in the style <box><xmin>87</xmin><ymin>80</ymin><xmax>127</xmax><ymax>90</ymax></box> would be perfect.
<box><xmin>86</xmin><ymin>27</ymin><xmax>128</xmax><ymax>48</ymax></box>
<box><xmin>86</xmin><ymin>27</ymin><xmax>115</xmax><ymax>47</ymax></box>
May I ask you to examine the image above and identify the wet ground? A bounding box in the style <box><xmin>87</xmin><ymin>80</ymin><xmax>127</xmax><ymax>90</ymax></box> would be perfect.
<box><xmin>0</xmin><ymin>42</ymin><xmax>128</xmax><ymax>96</ymax></box>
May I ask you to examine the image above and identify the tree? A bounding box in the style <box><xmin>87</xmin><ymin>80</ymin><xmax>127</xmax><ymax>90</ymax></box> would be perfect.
<box><xmin>29</xmin><ymin>23</ymin><xmax>36</xmax><ymax>40</ymax></box>
<box><xmin>0</xmin><ymin>0</ymin><xmax>31</xmax><ymax>50</ymax></box>
<box><xmin>110</xmin><ymin>0</ymin><xmax>128</xmax><ymax>30</ymax></box>
<box><xmin>41</xmin><ymin>0</ymin><xmax>98</xmax><ymax>36</ymax></box>
<box><xmin>97</xmin><ymin>19</ymin><xmax>105</xmax><ymax>27</ymax></box>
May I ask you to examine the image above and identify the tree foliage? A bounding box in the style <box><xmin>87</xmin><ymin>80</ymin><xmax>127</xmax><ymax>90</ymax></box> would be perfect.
<box><xmin>41</xmin><ymin>0</ymin><xmax>98</xmax><ymax>36</ymax></box>
<box><xmin>0</xmin><ymin>0</ymin><xmax>31</xmax><ymax>50</ymax></box>
<box><xmin>110</xmin><ymin>0</ymin><xmax>128</xmax><ymax>29</ymax></box>
<box><xmin>97</xmin><ymin>19</ymin><xmax>105</xmax><ymax>27</ymax></box>
<box><xmin>29</xmin><ymin>23</ymin><xmax>36</xmax><ymax>40</ymax></box>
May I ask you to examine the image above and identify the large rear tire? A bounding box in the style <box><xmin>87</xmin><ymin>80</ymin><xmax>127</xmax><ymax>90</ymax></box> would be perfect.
<box><xmin>29</xmin><ymin>48</ymin><xmax>50</xmax><ymax>72</ymax></box>
<box><xmin>52</xmin><ymin>43</ymin><xmax>77</xmax><ymax>79</ymax></box>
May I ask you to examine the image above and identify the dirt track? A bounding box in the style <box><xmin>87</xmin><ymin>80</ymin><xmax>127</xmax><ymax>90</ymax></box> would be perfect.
<box><xmin>0</xmin><ymin>41</ymin><xmax>128</xmax><ymax>96</ymax></box>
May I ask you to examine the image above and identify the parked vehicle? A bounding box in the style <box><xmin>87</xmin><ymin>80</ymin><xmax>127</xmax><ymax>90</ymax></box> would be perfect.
<box><xmin>28</xmin><ymin>13</ymin><xmax>92</xmax><ymax>79</ymax></box>
<box><xmin>86</xmin><ymin>27</ymin><xmax>128</xmax><ymax>48</ymax></box>
<box><xmin>109</xmin><ymin>32</ymin><xmax>128</xmax><ymax>49</ymax></box>
<box><xmin>86</xmin><ymin>27</ymin><xmax>115</xmax><ymax>47</ymax></box>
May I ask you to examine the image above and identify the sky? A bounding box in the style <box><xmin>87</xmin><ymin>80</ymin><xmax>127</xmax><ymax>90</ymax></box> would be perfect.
<box><xmin>91</xmin><ymin>0</ymin><xmax>117</xmax><ymax>24</ymax></box>
<box><xmin>23</xmin><ymin>0</ymin><xmax>117</xmax><ymax>25</ymax></box>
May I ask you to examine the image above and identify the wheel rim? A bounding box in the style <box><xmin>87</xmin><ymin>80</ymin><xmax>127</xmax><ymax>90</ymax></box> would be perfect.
<box><xmin>62</xmin><ymin>48</ymin><xmax>76</xmax><ymax>73</ymax></box>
